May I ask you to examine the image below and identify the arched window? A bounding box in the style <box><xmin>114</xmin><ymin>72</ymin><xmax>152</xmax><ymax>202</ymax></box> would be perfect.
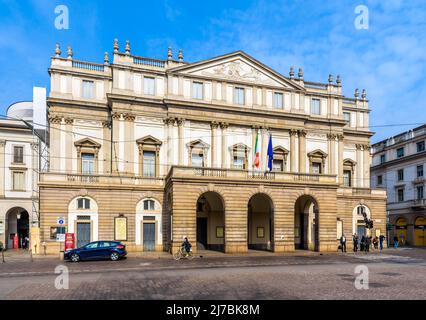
<box><xmin>143</xmin><ymin>199</ymin><xmax>155</xmax><ymax>211</ymax></box>
<box><xmin>77</xmin><ymin>198</ymin><xmax>90</xmax><ymax>209</ymax></box>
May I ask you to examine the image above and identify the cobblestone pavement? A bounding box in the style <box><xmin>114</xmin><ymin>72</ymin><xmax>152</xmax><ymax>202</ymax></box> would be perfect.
<box><xmin>0</xmin><ymin>248</ymin><xmax>425</xmax><ymax>300</ymax></box>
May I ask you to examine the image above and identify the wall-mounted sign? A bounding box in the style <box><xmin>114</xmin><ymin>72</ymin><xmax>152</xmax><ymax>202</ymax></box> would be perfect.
<box><xmin>57</xmin><ymin>217</ymin><xmax>65</xmax><ymax>225</ymax></box>
<box><xmin>115</xmin><ymin>216</ymin><xmax>127</xmax><ymax>241</ymax></box>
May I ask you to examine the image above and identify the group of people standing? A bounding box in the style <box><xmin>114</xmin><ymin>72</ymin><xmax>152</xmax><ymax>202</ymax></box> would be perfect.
<box><xmin>339</xmin><ymin>234</ymin><xmax>386</xmax><ymax>253</ymax></box>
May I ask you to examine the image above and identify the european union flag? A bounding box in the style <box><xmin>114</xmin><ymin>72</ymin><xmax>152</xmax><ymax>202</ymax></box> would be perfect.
<box><xmin>267</xmin><ymin>134</ymin><xmax>273</xmax><ymax>171</ymax></box>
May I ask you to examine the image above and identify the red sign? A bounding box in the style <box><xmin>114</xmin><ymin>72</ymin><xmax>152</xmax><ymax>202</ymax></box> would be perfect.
<box><xmin>65</xmin><ymin>233</ymin><xmax>75</xmax><ymax>251</ymax></box>
<box><xmin>13</xmin><ymin>234</ymin><xmax>19</xmax><ymax>249</ymax></box>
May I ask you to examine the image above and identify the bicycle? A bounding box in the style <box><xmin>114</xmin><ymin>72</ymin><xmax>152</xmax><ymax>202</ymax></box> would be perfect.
<box><xmin>173</xmin><ymin>247</ymin><xmax>194</xmax><ymax>260</ymax></box>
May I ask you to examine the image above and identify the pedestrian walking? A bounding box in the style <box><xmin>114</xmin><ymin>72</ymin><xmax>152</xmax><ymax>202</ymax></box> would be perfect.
<box><xmin>352</xmin><ymin>233</ymin><xmax>358</xmax><ymax>252</ymax></box>
<box><xmin>364</xmin><ymin>236</ymin><xmax>370</xmax><ymax>253</ymax></box>
<box><xmin>379</xmin><ymin>234</ymin><xmax>385</xmax><ymax>251</ymax></box>
<box><xmin>393</xmin><ymin>235</ymin><xmax>399</xmax><ymax>248</ymax></box>
<box><xmin>360</xmin><ymin>235</ymin><xmax>365</xmax><ymax>252</ymax></box>
<box><xmin>340</xmin><ymin>234</ymin><xmax>347</xmax><ymax>253</ymax></box>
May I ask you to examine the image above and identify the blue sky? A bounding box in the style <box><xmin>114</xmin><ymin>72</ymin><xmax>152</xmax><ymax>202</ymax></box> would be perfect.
<box><xmin>0</xmin><ymin>0</ymin><xmax>425</xmax><ymax>142</ymax></box>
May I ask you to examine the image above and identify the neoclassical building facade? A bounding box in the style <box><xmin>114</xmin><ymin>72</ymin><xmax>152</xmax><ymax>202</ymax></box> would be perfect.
<box><xmin>39</xmin><ymin>40</ymin><xmax>386</xmax><ymax>253</ymax></box>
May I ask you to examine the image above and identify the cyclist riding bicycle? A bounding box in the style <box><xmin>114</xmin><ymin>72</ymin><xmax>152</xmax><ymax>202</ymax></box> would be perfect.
<box><xmin>181</xmin><ymin>237</ymin><xmax>192</xmax><ymax>256</ymax></box>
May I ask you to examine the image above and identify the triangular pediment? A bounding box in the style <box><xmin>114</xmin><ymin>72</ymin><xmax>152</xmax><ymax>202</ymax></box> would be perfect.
<box><xmin>74</xmin><ymin>137</ymin><xmax>101</xmax><ymax>148</ymax></box>
<box><xmin>168</xmin><ymin>51</ymin><xmax>304</xmax><ymax>90</ymax></box>
<box><xmin>136</xmin><ymin>135</ymin><xmax>162</xmax><ymax>146</ymax></box>
<box><xmin>273</xmin><ymin>146</ymin><xmax>289</xmax><ymax>154</ymax></box>
<box><xmin>307</xmin><ymin>149</ymin><xmax>328</xmax><ymax>158</ymax></box>
<box><xmin>186</xmin><ymin>139</ymin><xmax>209</xmax><ymax>149</ymax></box>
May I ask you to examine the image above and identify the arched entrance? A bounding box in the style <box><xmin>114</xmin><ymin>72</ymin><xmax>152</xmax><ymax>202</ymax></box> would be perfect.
<box><xmin>5</xmin><ymin>207</ymin><xmax>29</xmax><ymax>249</ymax></box>
<box><xmin>247</xmin><ymin>193</ymin><xmax>274</xmax><ymax>251</ymax></box>
<box><xmin>353</xmin><ymin>205</ymin><xmax>372</xmax><ymax>238</ymax></box>
<box><xmin>414</xmin><ymin>216</ymin><xmax>426</xmax><ymax>246</ymax></box>
<box><xmin>196</xmin><ymin>192</ymin><xmax>225</xmax><ymax>252</ymax></box>
<box><xmin>395</xmin><ymin>217</ymin><xmax>407</xmax><ymax>246</ymax></box>
<box><xmin>294</xmin><ymin>195</ymin><xmax>319</xmax><ymax>251</ymax></box>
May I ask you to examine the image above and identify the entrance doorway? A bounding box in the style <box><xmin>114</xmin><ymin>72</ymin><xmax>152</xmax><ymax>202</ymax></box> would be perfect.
<box><xmin>76</xmin><ymin>222</ymin><xmax>91</xmax><ymax>248</ymax></box>
<box><xmin>247</xmin><ymin>193</ymin><xmax>274</xmax><ymax>251</ymax></box>
<box><xmin>395</xmin><ymin>218</ymin><xmax>407</xmax><ymax>246</ymax></box>
<box><xmin>294</xmin><ymin>195</ymin><xmax>319</xmax><ymax>251</ymax></box>
<box><xmin>6</xmin><ymin>207</ymin><xmax>29</xmax><ymax>249</ymax></box>
<box><xmin>414</xmin><ymin>217</ymin><xmax>426</xmax><ymax>246</ymax></box>
<box><xmin>143</xmin><ymin>222</ymin><xmax>156</xmax><ymax>251</ymax></box>
<box><xmin>196</xmin><ymin>192</ymin><xmax>225</xmax><ymax>252</ymax></box>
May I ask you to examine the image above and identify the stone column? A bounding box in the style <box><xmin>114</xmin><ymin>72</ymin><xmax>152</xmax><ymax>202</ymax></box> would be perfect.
<box><xmin>102</xmin><ymin>121</ymin><xmax>111</xmax><ymax>174</ymax></box>
<box><xmin>211</xmin><ymin>122</ymin><xmax>219</xmax><ymax>167</ymax></box>
<box><xmin>49</xmin><ymin>115</ymin><xmax>62</xmax><ymax>172</ymax></box>
<box><xmin>298</xmin><ymin>130</ymin><xmax>307</xmax><ymax>173</ymax></box>
<box><xmin>177</xmin><ymin>118</ymin><xmax>185</xmax><ymax>165</ymax></box>
<box><xmin>289</xmin><ymin>129</ymin><xmax>297</xmax><ymax>172</ymax></box>
<box><xmin>0</xmin><ymin>140</ymin><xmax>5</xmax><ymax>196</ymax></box>
<box><xmin>64</xmin><ymin>118</ymin><xmax>73</xmax><ymax>173</ymax></box>
<box><xmin>220</xmin><ymin>122</ymin><xmax>229</xmax><ymax>168</ymax></box>
<box><xmin>356</xmin><ymin>144</ymin><xmax>362</xmax><ymax>188</ymax></box>
<box><xmin>111</xmin><ymin>112</ymin><xmax>121</xmax><ymax>174</ymax></box>
<box><xmin>327</xmin><ymin>133</ymin><xmax>336</xmax><ymax>175</ymax></box>
<box><xmin>125</xmin><ymin>114</ymin><xmax>135</xmax><ymax>174</ymax></box>
<box><xmin>337</xmin><ymin>134</ymin><xmax>344</xmax><ymax>185</ymax></box>
<box><xmin>363</xmin><ymin>144</ymin><xmax>371</xmax><ymax>188</ymax></box>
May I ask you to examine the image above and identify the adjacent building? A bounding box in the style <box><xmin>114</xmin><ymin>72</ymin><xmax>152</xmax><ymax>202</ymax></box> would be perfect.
<box><xmin>39</xmin><ymin>40</ymin><xmax>386</xmax><ymax>254</ymax></box>
<box><xmin>371</xmin><ymin>125</ymin><xmax>426</xmax><ymax>246</ymax></box>
<box><xmin>0</xmin><ymin>87</ymin><xmax>47</xmax><ymax>250</ymax></box>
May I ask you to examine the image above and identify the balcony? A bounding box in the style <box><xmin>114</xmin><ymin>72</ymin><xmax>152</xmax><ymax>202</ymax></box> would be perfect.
<box><xmin>412</xmin><ymin>199</ymin><xmax>426</xmax><ymax>209</ymax></box>
<box><xmin>338</xmin><ymin>187</ymin><xmax>387</xmax><ymax>198</ymax></box>
<box><xmin>39</xmin><ymin>172</ymin><xmax>164</xmax><ymax>188</ymax></box>
<box><xmin>167</xmin><ymin>166</ymin><xmax>338</xmax><ymax>185</ymax></box>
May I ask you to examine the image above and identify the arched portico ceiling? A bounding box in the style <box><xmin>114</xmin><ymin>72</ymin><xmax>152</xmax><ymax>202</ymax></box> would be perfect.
<box><xmin>198</xmin><ymin>191</ymin><xmax>225</xmax><ymax>212</ymax></box>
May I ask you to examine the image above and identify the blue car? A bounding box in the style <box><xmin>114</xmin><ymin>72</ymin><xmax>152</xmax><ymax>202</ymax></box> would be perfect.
<box><xmin>65</xmin><ymin>241</ymin><xmax>127</xmax><ymax>262</ymax></box>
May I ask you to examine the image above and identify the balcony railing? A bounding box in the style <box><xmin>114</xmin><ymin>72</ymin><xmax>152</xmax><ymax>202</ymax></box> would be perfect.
<box><xmin>40</xmin><ymin>172</ymin><xmax>164</xmax><ymax>186</ymax></box>
<box><xmin>72</xmin><ymin>60</ymin><xmax>105</xmax><ymax>72</ymax></box>
<box><xmin>412</xmin><ymin>199</ymin><xmax>426</xmax><ymax>208</ymax></box>
<box><xmin>133</xmin><ymin>56</ymin><xmax>166</xmax><ymax>68</ymax></box>
<box><xmin>168</xmin><ymin>166</ymin><xmax>337</xmax><ymax>184</ymax></box>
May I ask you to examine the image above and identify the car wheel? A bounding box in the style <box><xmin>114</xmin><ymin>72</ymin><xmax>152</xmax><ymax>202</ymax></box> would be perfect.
<box><xmin>110</xmin><ymin>252</ymin><xmax>119</xmax><ymax>261</ymax></box>
<box><xmin>71</xmin><ymin>253</ymin><xmax>80</xmax><ymax>262</ymax></box>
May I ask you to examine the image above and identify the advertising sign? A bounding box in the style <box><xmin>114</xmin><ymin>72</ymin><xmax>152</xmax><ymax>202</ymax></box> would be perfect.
<box><xmin>65</xmin><ymin>233</ymin><xmax>75</xmax><ymax>251</ymax></box>
<box><xmin>115</xmin><ymin>216</ymin><xmax>127</xmax><ymax>241</ymax></box>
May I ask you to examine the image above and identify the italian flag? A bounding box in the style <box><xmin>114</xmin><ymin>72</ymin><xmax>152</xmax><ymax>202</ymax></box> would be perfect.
<box><xmin>254</xmin><ymin>130</ymin><xmax>260</xmax><ymax>169</ymax></box>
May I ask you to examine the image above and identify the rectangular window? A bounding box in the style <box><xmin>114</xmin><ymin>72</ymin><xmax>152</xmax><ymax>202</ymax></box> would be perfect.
<box><xmin>143</xmin><ymin>77</ymin><xmax>155</xmax><ymax>95</ymax></box>
<box><xmin>343</xmin><ymin>170</ymin><xmax>352</xmax><ymax>187</ymax></box>
<box><xmin>233</xmin><ymin>87</ymin><xmax>245</xmax><ymax>105</ymax></box>
<box><xmin>143</xmin><ymin>151</ymin><xmax>156</xmax><ymax>177</ymax></box>
<box><xmin>396</xmin><ymin>147</ymin><xmax>404</xmax><ymax>158</ymax></box>
<box><xmin>233</xmin><ymin>156</ymin><xmax>245</xmax><ymax>170</ymax></box>
<box><xmin>312</xmin><ymin>162</ymin><xmax>322</xmax><ymax>174</ymax></box>
<box><xmin>380</xmin><ymin>154</ymin><xmax>386</xmax><ymax>164</ymax></box>
<box><xmin>311</xmin><ymin>99</ymin><xmax>321</xmax><ymax>115</ymax></box>
<box><xmin>273</xmin><ymin>92</ymin><xmax>283</xmax><ymax>109</ymax></box>
<box><xmin>417</xmin><ymin>165</ymin><xmax>424</xmax><ymax>178</ymax></box>
<box><xmin>417</xmin><ymin>141</ymin><xmax>425</xmax><ymax>153</ymax></box>
<box><xmin>13</xmin><ymin>146</ymin><xmax>24</xmax><ymax>163</ymax></box>
<box><xmin>12</xmin><ymin>171</ymin><xmax>25</xmax><ymax>191</ymax></box>
<box><xmin>397</xmin><ymin>188</ymin><xmax>404</xmax><ymax>202</ymax></box>
<box><xmin>343</xmin><ymin>112</ymin><xmax>351</xmax><ymax>125</ymax></box>
<box><xmin>191</xmin><ymin>151</ymin><xmax>204</xmax><ymax>167</ymax></box>
<box><xmin>82</xmin><ymin>80</ymin><xmax>94</xmax><ymax>99</ymax></box>
<box><xmin>192</xmin><ymin>82</ymin><xmax>203</xmax><ymax>100</ymax></box>
<box><xmin>81</xmin><ymin>153</ymin><xmax>95</xmax><ymax>175</ymax></box>
<box><xmin>377</xmin><ymin>175</ymin><xmax>383</xmax><ymax>185</ymax></box>
<box><xmin>417</xmin><ymin>186</ymin><xmax>424</xmax><ymax>200</ymax></box>
<box><xmin>272</xmin><ymin>159</ymin><xmax>284</xmax><ymax>172</ymax></box>
<box><xmin>397</xmin><ymin>169</ymin><xmax>404</xmax><ymax>181</ymax></box>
